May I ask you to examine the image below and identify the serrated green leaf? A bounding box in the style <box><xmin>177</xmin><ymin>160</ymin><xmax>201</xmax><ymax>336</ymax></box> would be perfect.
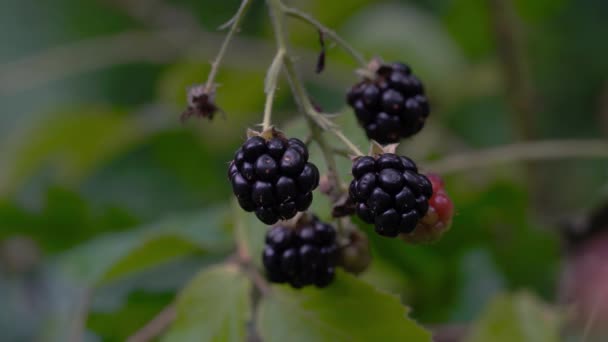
<box><xmin>55</xmin><ymin>207</ymin><xmax>232</xmax><ymax>286</ymax></box>
<box><xmin>163</xmin><ymin>264</ymin><xmax>251</xmax><ymax>342</ymax></box>
<box><xmin>257</xmin><ymin>271</ymin><xmax>431</xmax><ymax>342</ymax></box>
<box><xmin>465</xmin><ymin>292</ymin><xmax>560</xmax><ymax>342</ymax></box>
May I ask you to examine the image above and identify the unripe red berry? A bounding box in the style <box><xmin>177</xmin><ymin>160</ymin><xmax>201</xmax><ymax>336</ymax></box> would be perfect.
<box><xmin>401</xmin><ymin>173</ymin><xmax>454</xmax><ymax>244</ymax></box>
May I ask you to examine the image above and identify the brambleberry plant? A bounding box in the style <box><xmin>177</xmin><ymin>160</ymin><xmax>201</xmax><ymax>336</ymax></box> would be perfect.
<box><xmin>168</xmin><ymin>0</ymin><xmax>454</xmax><ymax>340</ymax></box>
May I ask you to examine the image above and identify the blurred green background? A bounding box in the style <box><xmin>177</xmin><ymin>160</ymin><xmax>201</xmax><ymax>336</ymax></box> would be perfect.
<box><xmin>1</xmin><ymin>0</ymin><xmax>607</xmax><ymax>341</ymax></box>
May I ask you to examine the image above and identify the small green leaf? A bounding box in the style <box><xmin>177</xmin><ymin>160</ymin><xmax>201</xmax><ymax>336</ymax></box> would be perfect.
<box><xmin>465</xmin><ymin>292</ymin><xmax>561</xmax><ymax>342</ymax></box>
<box><xmin>55</xmin><ymin>207</ymin><xmax>232</xmax><ymax>286</ymax></box>
<box><xmin>257</xmin><ymin>271</ymin><xmax>431</xmax><ymax>342</ymax></box>
<box><xmin>163</xmin><ymin>264</ymin><xmax>251</xmax><ymax>342</ymax></box>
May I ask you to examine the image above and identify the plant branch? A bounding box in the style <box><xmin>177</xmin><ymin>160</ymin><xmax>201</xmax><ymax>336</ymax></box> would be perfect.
<box><xmin>332</xmin><ymin>129</ymin><xmax>364</xmax><ymax>156</ymax></box>
<box><xmin>267</xmin><ymin>0</ymin><xmax>364</xmax><ymax>157</ymax></box>
<box><xmin>424</xmin><ymin>139</ymin><xmax>608</xmax><ymax>174</ymax></box>
<box><xmin>262</xmin><ymin>49</ymin><xmax>285</xmax><ymax>130</ymax></box>
<box><xmin>488</xmin><ymin>0</ymin><xmax>538</xmax><ymax>140</ymax></box>
<box><xmin>127</xmin><ymin>304</ymin><xmax>177</xmax><ymax>342</ymax></box>
<box><xmin>267</xmin><ymin>0</ymin><xmax>360</xmax><ymax>194</ymax></box>
<box><xmin>204</xmin><ymin>0</ymin><xmax>252</xmax><ymax>92</ymax></box>
<box><xmin>281</xmin><ymin>4</ymin><xmax>367</xmax><ymax>68</ymax></box>
<box><xmin>68</xmin><ymin>288</ymin><xmax>92</xmax><ymax>342</ymax></box>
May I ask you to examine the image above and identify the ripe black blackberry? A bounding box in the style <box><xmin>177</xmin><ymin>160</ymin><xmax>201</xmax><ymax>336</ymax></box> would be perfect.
<box><xmin>262</xmin><ymin>217</ymin><xmax>338</xmax><ymax>288</ymax></box>
<box><xmin>346</xmin><ymin>61</ymin><xmax>430</xmax><ymax>144</ymax></box>
<box><xmin>348</xmin><ymin>153</ymin><xmax>433</xmax><ymax>237</ymax></box>
<box><xmin>228</xmin><ymin>134</ymin><xmax>320</xmax><ymax>225</ymax></box>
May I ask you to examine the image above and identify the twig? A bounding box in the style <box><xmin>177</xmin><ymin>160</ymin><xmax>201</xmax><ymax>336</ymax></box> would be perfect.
<box><xmin>68</xmin><ymin>289</ymin><xmax>93</xmax><ymax>342</ymax></box>
<box><xmin>597</xmin><ymin>80</ymin><xmax>608</xmax><ymax>137</ymax></box>
<box><xmin>267</xmin><ymin>0</ymin><xmax>349</xmax><ymax>193</ymax></box>
<box><xmin>488</xmin><ymin>0</ymin><xmax>538</xmax><ymax>140</ymax></box>
<box><xmin>332</xmin><ymin>129</ymin><xmax>363</xmax><ymax>157</ymax></box>
<box><xmin>204</xmin><ymin>0</ymin><xmax>252</xmax><ymax>92</ymax></box>
<box><xmin>262</xmin><ymin>49</ymin><xmax>286</xmax><ymax>130</ymax></box>
<box><xmin>244</xmin><ymin>265</ymin><xmax>271</xmax><ymax>297</ymax></box>
<box><xmin>581</xmin><ymin>284</ymin><xmax>608</xmax><ymax>342</ymax></box>
<box><xmin>101</xmin><ymin>0</ymin><xmax>200</xmax><ymax>30</ymax></box>
<box><xmin>127</xmin><ymin>304</ymin><xmax>177</xmax><ymax>342</ymax></box>
<box><xmin>424</xmin><ymin>140</ymin><xmax>608</xmax><ymax>174</ymax></box>
<box><xmin>281</xmin><ymin>4</ymin><xmax>367</xmax><ymax>68</ymax></box>
<box><xmin>332</xmin><ymin>147</ymin><xmax>351</xmax><ymax>158</ymax></box>
<box><xmin>0</xmin><ymin>30</ymin><xmax>357</xmax><ymax>96</ymax></box>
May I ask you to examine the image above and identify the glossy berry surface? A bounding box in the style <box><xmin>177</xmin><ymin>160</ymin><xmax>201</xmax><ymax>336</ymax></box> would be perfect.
<box><xmin>229</xmin><ymin>136</ymin><xmax>319</xmax><ymax>224</ymax></box>
<box><xmin>349</xmin><ymin>154</ymin><xmax>432</xmax><ymax>237</ymax></box>
<box><xmin>262</xmin><ymin>217</ymin><xmax>338</xmax><ymax>288</ymax></box>
<box><xmin>346</xmin><ymin>62</ymin><xmax>430</xmax><ymax>144</ymax></box>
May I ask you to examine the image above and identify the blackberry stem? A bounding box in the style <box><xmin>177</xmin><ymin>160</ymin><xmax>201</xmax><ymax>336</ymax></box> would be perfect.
<box><xmin>266</xmin><ymin>0</ymin><xmax>363</xmax><ymax>158</ymax></box>
<box><xmin>267</xmin><ymin>0</ymin><xmax>349</xmax><ymax>191</ymax></box>
<box><xmin>204</xmin><ymin>0</ymin><xmax>252</xmax><ymax>92</ymax></box>
<box><xmin>424</xmin><ymin>139</ymin><xmax>608</xmax><ymax>174</ymax></box>
<box><xmin>262</xmin><ymin>49</ymin><xmax>285</xmax><ymax>130</ymax></box>
<box><xmin>281</xmin><ymin>3</ymin><xmax>367</xmax><ymax>68</ymax></box>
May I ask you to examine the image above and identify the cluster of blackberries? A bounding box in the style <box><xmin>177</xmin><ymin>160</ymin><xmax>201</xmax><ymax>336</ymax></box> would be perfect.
<box><xmin>228</xmin><ymin>135</ymin><xmax>319</xmax><ymax>225</ymax></box>
<box><xmin>347</xmin><ymin>62</ymin><xmax>430</xmax><ymax>144</ymax></box>
<box><xmin>262</xmin><ymin>218</ymin><xmax>338</xmax><ymax>288</ymax></box>
<box><xmin>349</xmin><ymin>153</ymin><xmax>433</xmax><ymax>237</ymax></box>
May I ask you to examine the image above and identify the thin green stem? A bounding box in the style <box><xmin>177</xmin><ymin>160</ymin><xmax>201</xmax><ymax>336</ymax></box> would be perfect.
<box><xmin>262</xmin><ymin>86</ymin><xmax>276</xmax><ymax>130</ymax></box>
<box><xmin>266</xmin><ymin>0</ymin><xmax>346</xmax><ymax>191</ymax></box>
<box><xmin>423</xmin><ymin>139</ymin><xmax>608</xmax><ymax>174</ymax></box>
<box><xmin>204</xmin><ymin>0</ymin><xmax>252</xmax><ymax>91</ymax></box>
<box><xmin>281</xmin><ymin>4</ymin><xmax>367</xmax><ymax>68</ymax></box>
<box><xmin>262</xmin><ymin>49</ymin><xmax>285</xmax><ymax>130</ymax></box>
<box><xmin>332</xmin><ymin>129</ymin><xmax>364</xmax><ymax>156</ymax></box>
<box><xmin>309</xmin><ymin>116</ymin><xmax>342</xmax><ymax>188</ymax></box>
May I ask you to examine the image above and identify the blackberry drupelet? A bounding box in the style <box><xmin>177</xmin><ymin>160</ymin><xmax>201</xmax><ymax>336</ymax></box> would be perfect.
<box><xmin>262</xmin><ymin>217</ymin><xmax>338</xmax><ymax>288</ymax></box>
<box><xmin>228</xmin><ymin>135</ymin><xmax>320</xmax><ymax>225</ymax></box>
<box><xmin>349</xmin><ymin>153</ymin><xmax>433</xmax><ymax>237</ymax></box>
<box><xmin>346</xmin><ymin>61</ymin><xmax>430</xmax><ymax>144</ymax></box>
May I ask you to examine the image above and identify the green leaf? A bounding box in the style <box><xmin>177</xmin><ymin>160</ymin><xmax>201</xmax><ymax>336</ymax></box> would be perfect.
<box><xmin>0</xmin><ymin>106</ymin><xmax>159</xmax><ymax>196</ymax></box>
<box><xmin>465</xmin><ymin>292</ymin><xmax>561</xmax><ymax>342</ymax></box>
<box><xmin>163</xmin><ymin>264</ymin><xmax>251</xmax><ymax>342</ymax></box>
<box><xmin>257</xmin><ymin>271</ymin><xmax>431</xmax><ymax>342</ymax></box>
<box><xmin>55</xmin><ymin>207</ymin><xmax>232</xmax><ymax>286</ymax></box>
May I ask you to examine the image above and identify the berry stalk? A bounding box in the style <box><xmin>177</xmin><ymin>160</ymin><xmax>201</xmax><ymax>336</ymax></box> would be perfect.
<box><xmin>281</xmin><ymin>4</ymin><xmax>367</xmax><ymax>68</ymax></box>
<box><xmin>266</xmin><ymin>0</ymin><xmax>348</xmax><ymax>197</ymax></box>
<box><xmin>204</xmin><ymin>0</ymin><xmax>252</xmax><ymax>92</ymax></box>
<box><xmin>262</xmin><ymin>49</ymin><xmax>285</xmax><ymax>130</ymax></box>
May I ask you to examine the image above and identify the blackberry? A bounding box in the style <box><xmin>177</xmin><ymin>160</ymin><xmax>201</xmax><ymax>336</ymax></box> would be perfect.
<box><xmin>346</xmin><ymin>61</ymin><xmax>430</xmax><ymax>144</ymax></box>
<box><xmin>349</xmin><ymin>154</ymin><xmax>432</xmax><ymax>237</ymax></box>
<box><xmin>262</xmin><ymin>217</ymin><xmax>338</xmax><ymax>288</ymax></box>
<box><xmin>229</xmin><ymin>134</ymin><xmax>320</xmax><ymax>225</ymax></box>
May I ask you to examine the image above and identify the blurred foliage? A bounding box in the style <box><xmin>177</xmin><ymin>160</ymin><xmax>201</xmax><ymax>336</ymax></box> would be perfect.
<box><xmin>1</xmin><ymin>0</ymin><xmax>607</xmax><ymax>340</ymax></box>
